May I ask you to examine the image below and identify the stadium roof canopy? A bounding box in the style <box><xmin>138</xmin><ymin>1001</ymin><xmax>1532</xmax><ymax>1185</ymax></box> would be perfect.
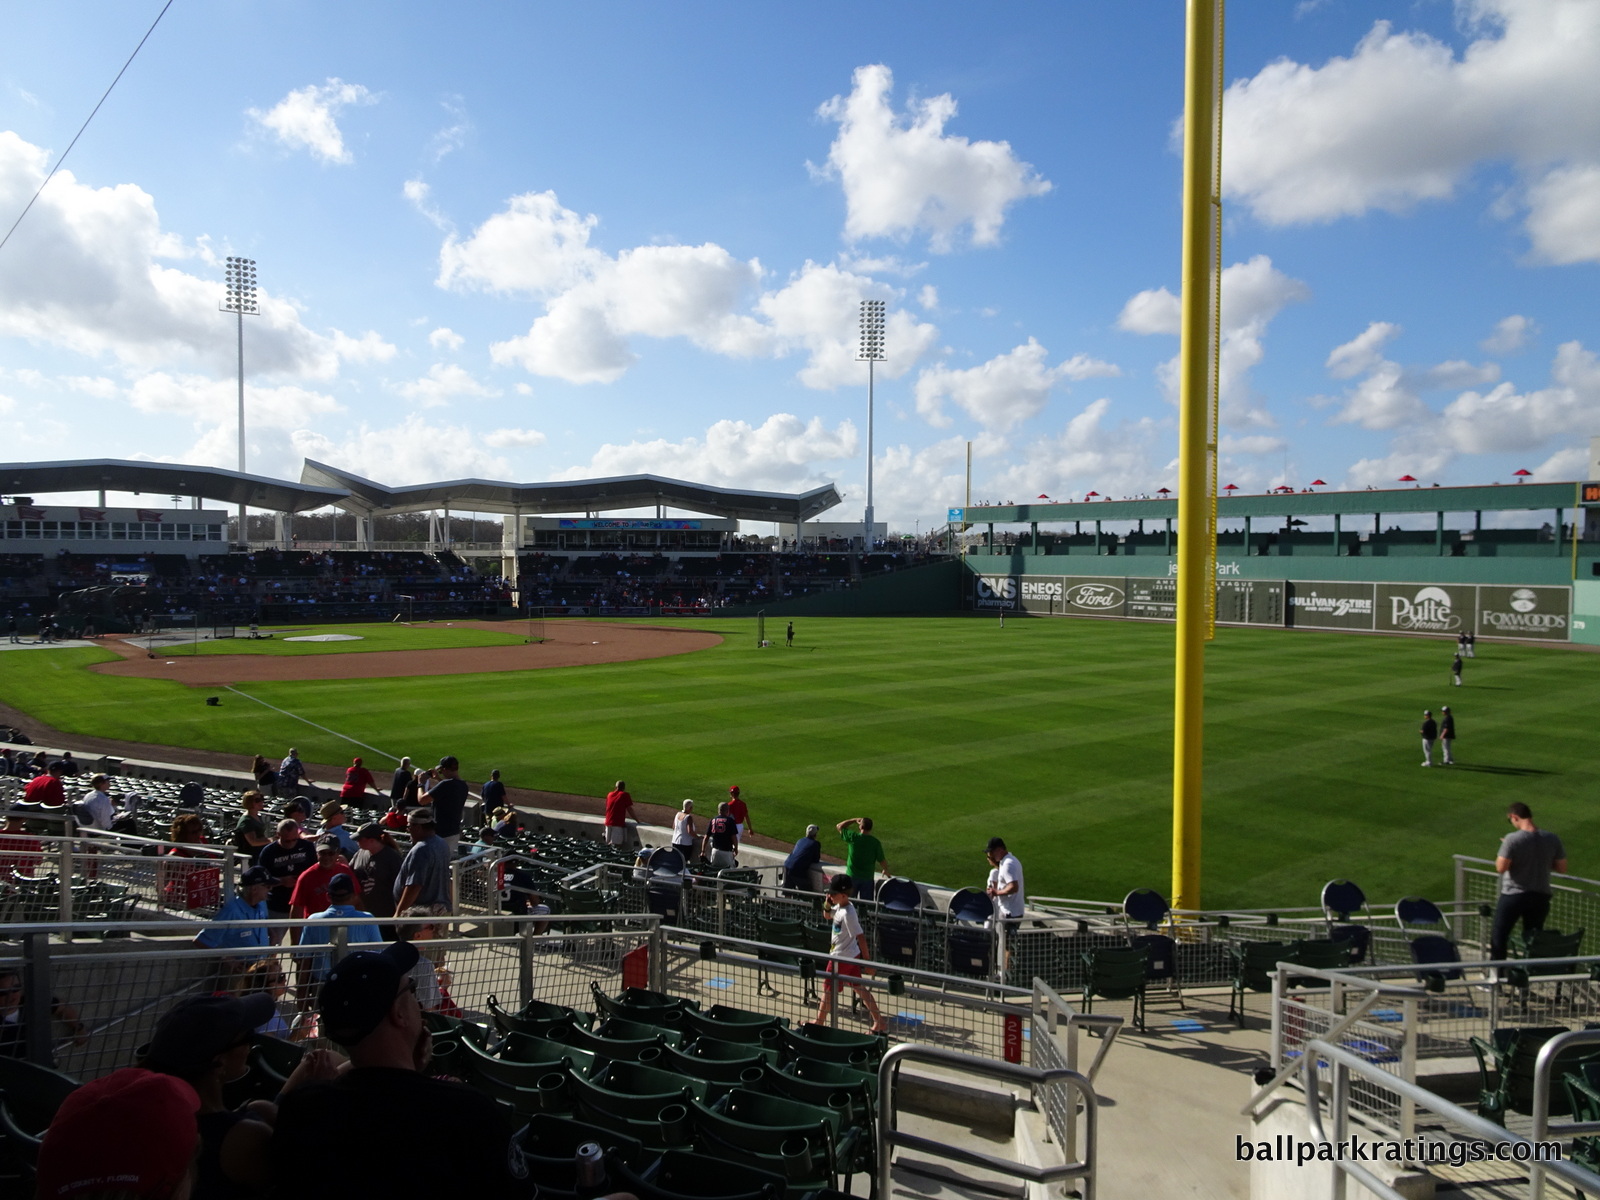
<box><xmin>299</xmin><ymin>460</ymin><xmax>842</xmax><ymax>523</ymax></box>
<box><xmin>0</xmin><ymin>459</ymin><xmax>347</xmax><ymax>513</ymax></box>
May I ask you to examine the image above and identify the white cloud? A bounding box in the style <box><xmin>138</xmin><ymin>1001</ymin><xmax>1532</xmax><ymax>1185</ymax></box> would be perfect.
<box><xmin>1482</xmin><ymin>314</ymin><xmax>1536</xmax><ymax>354</ymax></box>
<box><xmin>814</xmin><ymin>63</ymin><xmax>1052</xmax><ymax>251</ymax></box>
<box><xmin>128</xmin><ymin>372</ymin><xmax>340</xmax><ymax>428</ymax></box>
<box><xmin>62</xmin><ymin>375</ymin><xmax>119</xmax><ymax>399</ymax></box>
<box><xmin>983</xmin><ymin>398</ymin><xmax>1166</xmax><ymax>501</ymax></box>
<box><xmin>1120</xmin><ymin>255</ymin><xmax>1309</xmax><ymax>428</ymax></box>
<box><xmin>917</xmin><ymin>285</ymin><xmax>939</xmax><ymax>311</ymax></box>
<box><xmin>1438</xmin><ymin>340</ymin><xmax>1600</xmax><ymax>452</ymax></box>
<box><xmin>1324</xmin><ymin>322</ymin><xmax>1500</xmax><ymax>430</ymax></box>
<box><xmin>483</xmin><ymin>427</ymin><xmax>547</xmax><ymax>449</ymax></box>
<box><xmin>428</xmin><ymin>327</ymin><xmax>464</xmax><ymax>351</ymax></box>
<box><xmin>429</xmin><ymin>96</ymin><xmax>472</xmax><ymax>163</ymax></box>
<box><xmin>1523</xmin><ymin>163</ymin><xmax>1600</xmax><ymax>264</ymax></box>
<box><xmin>0</xmin><ymin>132</ymin><xmax>345</xmax><ymax>378</ymax></box>
<box><xmin>404</xmin><ymin>179</ymin><xmax>453</xmax><ymax>233</ymax></box>
<box><xmin>1221</xmin><ymin>434</ymin><xmax>1289</xmax><ymax>456</ymax></box>
<box><xmin>394</xmin><ymin>363</ymin><xmax>499</xmax><ymax>408</ymax></box>
<box><xmin>247</xmin><ymin>79</ymin><xmax>376</xmax><ymax>165</ymax></box>
<box><xmin>564</xmin><ymin>413</ymin><xmax>858</xmax><ymax>493</ymax></box>
<box><xmin>913</xmin><ymin>339</ymin><xmax>1119</xmax><ymax>430</ymax></box>
<box><xmin>444</xmin><ymin>189</ymin><xmax>939</xmax><ymax>388</ymax></box>
<box><xmin>290</xmin><ymin>415</ymin><xmax>512</xmax><ymax>485</ymax></box>
<box><xmin>331</xmin><ymin>329</ymin><xmax>397</xmax><ymax>364</ymax></box>
<box><xmin>1327</xmin><ymin>322</ymin><xmax>1402</xmax><ymax>379</ymax></box>
<box><xmin>1220</xmin><ymin>1</ymin><xmax>1600</xmax><ymax>262</ymax></box>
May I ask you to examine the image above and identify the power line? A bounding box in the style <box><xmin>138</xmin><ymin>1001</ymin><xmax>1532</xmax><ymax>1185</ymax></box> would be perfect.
<box><xmin>0</xmin><ymin>0</ymin><xmax>175</xmax><ymax>256</ymax></box>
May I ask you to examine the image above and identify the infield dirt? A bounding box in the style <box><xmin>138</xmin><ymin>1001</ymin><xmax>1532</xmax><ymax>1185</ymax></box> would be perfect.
<box><xmin>87</xmin><ymin>620</ymin><xmax>722</xmax><ymax>685</ymax></box>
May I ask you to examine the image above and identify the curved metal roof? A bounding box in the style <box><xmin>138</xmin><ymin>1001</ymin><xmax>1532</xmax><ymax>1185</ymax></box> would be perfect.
<box><xmin>0</xmin><ymin>459</ymin><xmax>347</xmax><ymax>513</ymax></box>
<box><xmin>299</xmin><ymin>459</ymin><xmax>842</xmax><ymax>522</ymax></box>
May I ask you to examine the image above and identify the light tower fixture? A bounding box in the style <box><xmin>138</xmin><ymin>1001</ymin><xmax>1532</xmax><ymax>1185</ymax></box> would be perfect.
<box><xmin>857</xmin><ymin>299</ymin><xmax>886</xmax><ymax>551</ymax></box>
<box><xmin>221</xmin><ymin>256</ymin><xmax>259</xmax><ymax>544</ymax></box>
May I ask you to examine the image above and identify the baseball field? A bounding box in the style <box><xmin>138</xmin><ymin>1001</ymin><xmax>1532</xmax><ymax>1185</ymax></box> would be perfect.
<box><xmin>0</xmin><ymin>615</ymin><xmax>1593</xmax><ymax>910</ymax></box>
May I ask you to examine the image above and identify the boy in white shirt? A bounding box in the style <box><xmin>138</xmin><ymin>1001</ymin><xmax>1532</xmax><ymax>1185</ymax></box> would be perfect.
<box><xmin>814</xmin><ymin>873</ymin><xmax>887</xmax><ymax>1034</ymax></box>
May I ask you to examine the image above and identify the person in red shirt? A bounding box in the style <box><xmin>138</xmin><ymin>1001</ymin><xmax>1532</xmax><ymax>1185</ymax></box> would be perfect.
<box><xmin>339</xmin><ymin>756</ymin><xmax>377</xmax><ymax>801</ymax></box>
<box><xmin>288</xmin><ymin>837</ymin><xmax>358</xmax><ymax>918</ymax></box>
<box><xmin>726</xmin><ymin>785</ymin><xmax>754</xmax><ymax>836</ymax></box>
<box><xmin>0</xmin><ymin>811</ymin><xmax>42</xmax><ymax>880</ymax></box>
<box><xmin>603</xmin><ymin>780</ymin><xmax>634</xmax><ymax>848</ymax></box>
<box><xmin>22</xmin><ymin>762</ymin><xmax>67</xmax><ymax>807</ymax></box>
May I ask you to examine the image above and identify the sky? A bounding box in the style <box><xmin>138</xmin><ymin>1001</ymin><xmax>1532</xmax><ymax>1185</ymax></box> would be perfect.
<box><xmin>0</xmin><ymin>0</ymin><xmax>1597</xmax><ymax>530</ymax></box>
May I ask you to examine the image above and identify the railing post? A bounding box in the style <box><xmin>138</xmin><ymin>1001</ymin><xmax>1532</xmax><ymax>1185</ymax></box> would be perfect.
<box><xmin>449</xmin><ymin>857</ymin><xmax>461</xmax><ymax>914</ymax></box>
<box><xmin>1269</xmin><ymin>965</ymin><xmax>1285</xmax><ymax>1069</ymax></box>
<box><xmin>1330</xmin><ymin>1057</ymin><xmax>1349</xmax><ymax>1200</ymax></box>
<box><xmin>22</xmin><ymin>932</ymin><xmax>55</xmax><ymax>1068</ymax></box>
<box><xmin>1452</xmin><ymin>855</ymin><xmax>1467</xmax><ymax>946</ymax></box>
<box><xmin>1399</xmin><ymin>994</ymin><xmax>1418</xmax><ymax>1138</ymax></box>
<box><xmin>221</xmin><ymin>848</ymin><xmax>237</xmax><ymax>903</ymax></box>
<box><xmin>331</xmin><ymin>923</ymin><xmax>348</xmax><ymax>961</ymax></box>
<box><xmin>57</xmin><ymin>837</ymin><xmax>73</xmax><ymax>927</ymax></box>
<box><xmin>649</xmin><ymin>919</ymin><xmax>665</xmax><ymax>994</ymax></box>
<box><xmin>518</xmin><ymin>919</ymin><xmax>536</xmax><ymax>1008</ymax></box>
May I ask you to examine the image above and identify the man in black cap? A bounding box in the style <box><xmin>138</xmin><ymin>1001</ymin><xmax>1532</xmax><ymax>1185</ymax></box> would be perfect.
<box><xmin>270</xmin><ymin>943</ymin><xmax>533</xmax><ymax>1196</ymax></box>
<box><xmin>1420</xmin><ymin>710</ymin><xmax>1438</xmax><ymax>767</ymax></box>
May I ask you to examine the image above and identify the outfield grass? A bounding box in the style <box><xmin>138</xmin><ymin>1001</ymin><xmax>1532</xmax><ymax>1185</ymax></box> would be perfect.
<box><xmin>138</xmin><ymin>622</ymin><xmax>529</xmax><ymax>656</ymax></box>
<box><xmin>1</xmin><ymin>616</ymin><xmax>1592</xmax><ymax>909</ymax></box>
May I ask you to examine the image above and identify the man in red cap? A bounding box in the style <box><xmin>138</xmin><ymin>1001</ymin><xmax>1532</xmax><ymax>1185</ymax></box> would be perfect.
<box><xmin>727</xmin><ymin>785</ymin><xmax>754</xmax><ymax>837</ymax></box>
<box><xmin>36</xmin><ymin>1067</ymin><xmax>201</xmax><ymax>1199</ymax></box>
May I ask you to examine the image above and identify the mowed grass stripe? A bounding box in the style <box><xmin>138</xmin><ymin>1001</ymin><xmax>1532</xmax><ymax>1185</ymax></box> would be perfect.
<box><xmin>0</xmin><ymin>617</ymin><xmax>1593</xmax><ymax>909</ymax></box>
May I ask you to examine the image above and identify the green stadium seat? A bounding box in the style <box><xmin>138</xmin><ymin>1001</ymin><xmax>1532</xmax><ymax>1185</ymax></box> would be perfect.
<box><xmin>609</xmin><ymin>1147</ymin><xmax>787</xmax><ymax>1200</ymax></box>
<box><xmin>777</xmin><ymin>1025</ymin><xmax>884</xmax><ymax>1068</ymax></box>
<box><xmin>1229</xmin><ymin>941</ymin><xmax>1293</xmax><ymax>1027</ymax></box>
<box><xmin>1080</xmin><ymin>945</ymin><xmax>1149</xmax><ymax>1031</ymax></box>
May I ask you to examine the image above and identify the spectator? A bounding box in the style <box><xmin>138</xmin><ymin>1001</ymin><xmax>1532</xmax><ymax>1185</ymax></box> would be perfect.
<box><xmin>339</xmin><ymin>755</ymin><xmax>376</xmax><ymax>801</ymax></box>
<box><xmin>672</xmin><ymin>799</ymin><xmax>697</xmax><ymax>857</ymax></box>
<box><xmin>783</xmin><ymin>824</ymin><xmax>823</xmax><ymax>892</ymax></box>
<box><xmin>76</xmin><ymin>772</ymin><xmax>117</xmax><ymax>832</ymax></box>
<box><xmin>281</xmin><ymin>798</ymin><xmax>311</xmax><ymax>830</ymax></box>
<box><xmin>251</xmin><ymin>753</ymin><xmax>278</xmax><ymax>796</ymax></box>
<box><xmin>603</xmin><ymin>780</ymin><xmax>634</xmax><ymax>848</ymax></box>
<box><xmin>0</xmin><ymin>966</ymin><xmax>87</xmax><ymax>1057</ymax></box>
<box><xmin>835</xmin><ymin>817</ymin><xmax>890</xmax><ymax>901</ymax></box>
<box><xmin>194</xmin><ymin>866</ymin><xmax>273</xmax><ymax>952</ymax></box>
<box><xmin>491</xmin><ymin>807</ymin><xmax>519</xmax><ymax>838</ymax></box>
<box><xmin>318</xmin><ymin>801</ymin><xmax>359</xmax><ymax>857</ymax></box>
<box><xmin>985</xmin><ymin>836</ymin><xmax>1025</xmax><ymax>968</ymax></box>
<box><xmin>278</xmin><ymin>747</ymin><xmax>307</xmax><ymax>794</ymax></box>
<box><xmin>395</xmin><ymin>906</ymin><xmax>452</xmax><ymax>1011</ymax></box>
<box><xmin>22</xmin><ymin>760</ymin><xmax>66</xmax><ymax>807</ymax></box>
<box><xmin>703</xmin><ymin>801</ymin><xmax>739</xmax><ymax>869</ymax></box>
<box><xmin>1491</xmin><ymin>802</ymin><xmax>1568</xmax><ymax>960</ymax></box>
<box><xmin>159</xmin><ymin>812</ymin><xmax>210</xmax><ymax>907</ymax></box>
<box><xmin>232</xmin><ymin>790</ymin><xmax>272</xmax><ymax>860</ymax></box>
<box><xmin>140</xmin><ymin>994</ymin><xmax>341</xmax><ymax>1200</ymax></box>
<box><xmin>270</xmin><ymin>943</ymin><xmax>534</xmax><ymax>1196</ymax></box>
<box><xmin>300</xmin><ymin>873</ymin><xmax>382</xmax><ymax>951</ymax></box>
<box><xmin>0</xmin><ymin>748</ymin><xmax>13</xmax><ymax>776</ymax></box>
<box><xmin>813</xmin><ymin>873</ymin><xmax>886</xmax><ymax>1034</ymax></box>
<box><xmin>352</xmin><ymin>824</ymin><xmax>403</xmax><ymax>933</ymax></box>
<box><xmin>35</xmin><ymin>1068</ymin><xmax>201</xmax><ymax>1200</ymax></box>
<box><xmin>0</xmin><ymin>810</ymin><xmax>42</xmax><ymax>881</ymax></box>
<box><xmin>258</xmin><ymin>820</ymin><xmax>316</xmax><ymax>942</ymax></box>
<box><xmin>57</xmin><ymin>749</ymin><xmax>81</xmax><ymax>777</ymax></box>
<box><xmin>389</xmin><ymin>755</ymin><xmax>414</xmax><ymax>806</ymax></box>
<box><xmin>418</xmin><ymin>756</ymin><xmax>470</xmax><ymax>854</ymax></box>
<box><xmin>727</xmin><ymin>785</ymin><xmax>754</xmax><ymax>836</ymax></box>
<box><xmin>482</xmin><ymin>768</ymin><xmax>507</xmax><ymax>812</ymax></box>
<box><xmin>394</xmin><ymin>808</ymin><xmax>452</xmax><ymax>912</ymax></box>
<box><xmin>289</xmin><ymin>836</ymin><xmax>358</xmax><ymax>919</ymax></box>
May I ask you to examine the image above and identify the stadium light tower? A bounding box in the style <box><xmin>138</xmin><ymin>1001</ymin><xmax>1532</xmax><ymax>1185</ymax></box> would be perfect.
<box><xmin>221</xmin><ymin>257</ymin><xmax>259</xmax><ymax>543</ymax></box>
<box><xmin>857</xmin><ymin>299</ymin><xmax>886</xmax><ymax>550</ymax></box>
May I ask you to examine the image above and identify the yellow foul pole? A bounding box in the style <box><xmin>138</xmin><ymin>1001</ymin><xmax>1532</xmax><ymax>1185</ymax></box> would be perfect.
<box><xmin>1172</xmin><ymin>0</ymin><xmax>1224</xmax><ymax>914</ymax></box>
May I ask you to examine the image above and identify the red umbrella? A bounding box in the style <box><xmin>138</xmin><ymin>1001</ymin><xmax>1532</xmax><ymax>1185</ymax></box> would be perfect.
<box><xmin>1310</xmin><ymin>479</ymin><xmax>1327</xmax><ymax>487</ymax></box>
<box><xmin>1085</xmin><ymin>490</ymin><xmax>1100</xmax><ymax>498</ymax></box>
<box><xmin>1037</xmin><ymin>494</ymin><xmax>1050</xmax><ymax>500</ymax></box>
<box><xmin>1223</xmin><ymin>483</ymin><xmax>1238</xmax><ymax>492</ymax></box>
<box><xmin>1157</xmin><ymin>487</ymin><xmax>1172</xmax><ymax>495</ymax></box>
<box><xmin>1513</xmin><ymin>469</ymin><xmax>1532</xmax><ymax>481</ymax></box>
<box><xmin>1398</xmin><ymin>474</ymin><xmax>1417</xmax><ymax>482</ymax></box>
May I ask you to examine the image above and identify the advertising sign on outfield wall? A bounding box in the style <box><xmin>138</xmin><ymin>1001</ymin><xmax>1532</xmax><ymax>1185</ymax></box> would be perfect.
<box><xmin>1374</xmin><ymin>583</ymin><xmax>1476</xmax><ymax>635</ymax></box>
<box><xmin>1218</xmin><ymin>579</ymin><xmax>1286</xmax><ymax>627</ymax></box>
<box><xmin>974</xmin><ymin>574</ymin><xmax>1019</xmax><ymax>610</ymax></box>
<box><xmin>1286</xmin><ymin>581</ymin><xmax>1376</xmax><ymax>631</ymax></box>
<box><xmin>1476</xmin><ymin>585</ymin><xmax>1570</xmax><ymax>640</ymax></box>
<box><xmin>1061</xmin><ymin>576</ymin><xmax>1127</xmax><ymax>617</ymax></box>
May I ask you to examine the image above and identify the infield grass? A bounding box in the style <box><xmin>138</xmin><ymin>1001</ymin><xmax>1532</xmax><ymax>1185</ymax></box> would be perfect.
<box><xmin>132</xmin><ymin>621</ymin><xmax>530</xmax><ymax>656</ymax></box>
<box><xmin>1</xmin><ymin>616</ymin><xmax>1594</xmax><ymax>909</ymax></box>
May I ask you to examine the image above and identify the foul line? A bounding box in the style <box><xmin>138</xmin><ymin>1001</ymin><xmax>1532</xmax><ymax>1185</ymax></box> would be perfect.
<box><xmin>224</xmin><ymin>685</ymin><xmax>400</xmax><ymax>765</ymax></box>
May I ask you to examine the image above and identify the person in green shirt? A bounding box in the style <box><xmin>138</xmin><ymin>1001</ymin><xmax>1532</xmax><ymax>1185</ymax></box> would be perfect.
<box><xmin>836</xmin><ymin>817</ymin><xmax>889</xmax><ymax>901</ymax></box>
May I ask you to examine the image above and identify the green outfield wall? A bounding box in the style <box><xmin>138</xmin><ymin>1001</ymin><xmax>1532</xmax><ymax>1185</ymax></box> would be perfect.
<box><xmin>722</xmin><ymin>557</ymin><xmax>961</xmax><ymax>617</ymax></box>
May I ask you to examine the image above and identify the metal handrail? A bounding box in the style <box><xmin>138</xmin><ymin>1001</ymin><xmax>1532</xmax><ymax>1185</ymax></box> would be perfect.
<box><xmin>1301</xmin><ymin>1037</ymin><xmax>1600</xmax><ymax>1200</ymax></box>
<box><xmin>1530</xmin><ymin>1028</ymin><xmax>1600</xmax><ymax>1198</ymax></box>
<box><xmin>877</xmin><ymin>1042</ymin><xmax>1098</xmax><ymax>1199</ymax></box>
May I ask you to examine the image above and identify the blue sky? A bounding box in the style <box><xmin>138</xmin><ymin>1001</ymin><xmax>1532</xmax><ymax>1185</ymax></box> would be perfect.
<box><xmin>0</xmin><ymin>0</ymin><xmax>1596</xmax><ymax>529</ymax></box>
